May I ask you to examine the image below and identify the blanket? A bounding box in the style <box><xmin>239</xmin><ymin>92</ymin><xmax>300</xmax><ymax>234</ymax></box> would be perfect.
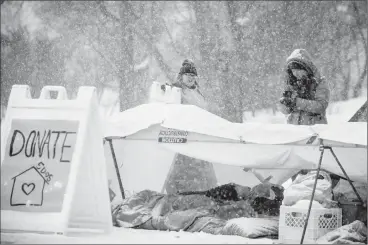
<box><xmin>112</xmin><ymin>183</ymin><xmax>283</xmax><ymax>238</ymax></box>
<box><xmin>316</xmin><ymin>220</ymin><xmax>367</xmax><ymax>244</ymax></box>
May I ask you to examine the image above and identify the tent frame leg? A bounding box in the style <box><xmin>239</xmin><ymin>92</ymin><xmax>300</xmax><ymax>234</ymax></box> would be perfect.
<box><xmin>300</xmin><ymin>143</ymin><xmax>325</xmax><ymax>244</ymax></box>
<box><xmin>107</xmin><ymin>138</ymin><xmax>125</xmax><ymax>199</ymax></box>
<box><xmin>300</xmin><ymin>142</ymin><xmax>366</xmax><ymax>244</ymax></box>
<box><xmin>326</xmin><ymin>146</ymin><xmax>364</xmax><ymax>206</ymax></box>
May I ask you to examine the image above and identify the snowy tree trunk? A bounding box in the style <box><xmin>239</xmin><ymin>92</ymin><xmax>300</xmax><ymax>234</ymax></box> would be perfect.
<box><xmin>165</xmin><ymin>154</ymin><xmax>217</xmax><ymax>194</ymax></box>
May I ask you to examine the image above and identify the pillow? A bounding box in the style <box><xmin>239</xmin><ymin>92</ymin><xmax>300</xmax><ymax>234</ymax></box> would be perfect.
<box><xmin>221</xmin><ymin>217</ymin><xmax>279</xmax><ymax>238</ymax></box>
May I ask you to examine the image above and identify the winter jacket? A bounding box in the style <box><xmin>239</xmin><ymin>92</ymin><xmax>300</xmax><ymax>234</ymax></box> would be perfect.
<box><xmin>280</xmin><ymin>49</ymin><xmax>330</xmax><ymax>125</ymax></box>
<box><xmin>171</xmin><ymin>74</ymin><xmax>208</xmax><ymax>110</ymax></box>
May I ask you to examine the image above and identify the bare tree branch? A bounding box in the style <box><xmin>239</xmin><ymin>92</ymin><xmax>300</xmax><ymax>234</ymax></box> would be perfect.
<box><xmin>97</xmin><ymin>1</ymin><xmax>121</xmax><ymax>23</ymax></box>
<box><xmin>352</xmin><ymin>2</ymin><xmax>367</xmax><ymax>50</ymax></box>
<box><xmin>173</xmin><ymin>2</ymin><xmax>192</xmax><ymax>23</ymax></box>
<box><xmin>13</xmin><ymin>1</ymin><xmax>24</xmax><ymax>18</ymax></box>
<box><xmin>124</xmin><ymin>1</ymin><xmax>144</xmax><ymax>21</ymax></box>
<box><xmin>136</xmin><ymin>30</ymin><xmax>176</xmax><ymax>81</ymax></box>
<box><xmin>97</xmin><ymin>1</ymin><xmax>176</xmax><ymax>82</ymax></box>
<box><xmin>351</xmin><ymin>2</ymin><xmax>367</xmax><ymax>97</ymax></box>
<box><xmin>351</xmin><ymin>28</ymin><xmax>361</xmax><ymax>81</ymax></box>
<box><xmin>87</xmin><ymin>41</ymin><xmax>119</xmax><ymax>75</ymax></box>
<box><xmin>353</xmin><ymin>61</ymin><xmax>367</xmax><ymax>97</ymax></box>
<box><xmin>162</xmin><ymin>17</ymin><xmax>187</xmax><ymax>57</ymax></box>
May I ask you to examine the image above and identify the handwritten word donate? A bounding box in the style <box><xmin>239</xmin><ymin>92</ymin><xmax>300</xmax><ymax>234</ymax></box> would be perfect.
<box><xmin>9</xmin><ymin>130</ymin><xmax>76</xmax><ymax>163</ymax></box>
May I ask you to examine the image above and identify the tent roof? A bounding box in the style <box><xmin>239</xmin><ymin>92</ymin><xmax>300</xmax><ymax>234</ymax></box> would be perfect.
<box><xmin>105</xmin><ymin>103</ymin><xmax>167</xmax><ymax>138</ymax></box>
<box><xmin>105</xmin><ymin>103</ymin><xmax>366</xmax><ymax>147</ymax></box>
<box><xmin>104</xmin><ymin>103</ymin><xmax>367</xmax><ymax>183</ymax></box>
<box><xmin>104</xmin><ymin>102</ymin><xmax>232</xmax><ymax>139</ymax></box>
<box><xmin>318</xmin><ymin>122</ymin><xmax>367</xmax><ymax>146</ymax></box>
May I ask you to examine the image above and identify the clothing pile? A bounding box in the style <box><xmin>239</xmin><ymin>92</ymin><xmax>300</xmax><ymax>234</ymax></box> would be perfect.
<box><xmin>282</xmin><ymin>170</ymin><xmax>367</xmax><ymax>244</ymax></box>
<box><xmin>316</xmin><ymin>220</ymin><xmax>367</xmax><ymax>244</ymax></box>
<box><xmin>283</xmin><ymin>170</ymin><xmax>337</xmax><ymax>209</ymax></box>
<box><xmin>111</xmin><ymin>183</ymin><xmax>284</xmax><ymax>239</ymax></box>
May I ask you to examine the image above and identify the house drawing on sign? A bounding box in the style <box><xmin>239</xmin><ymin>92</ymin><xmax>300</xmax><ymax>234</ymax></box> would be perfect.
<box><xmin>10</xmin><ymin>166</ymin><xmax>47</xmax><ymax>206</ymax></box>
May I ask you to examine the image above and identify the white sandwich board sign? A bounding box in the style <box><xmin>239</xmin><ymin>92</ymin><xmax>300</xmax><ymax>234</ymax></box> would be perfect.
<box><xmin>0</xmin><ymin>85</ymin><xmax>112</xmax><ymax>236</ymax></box>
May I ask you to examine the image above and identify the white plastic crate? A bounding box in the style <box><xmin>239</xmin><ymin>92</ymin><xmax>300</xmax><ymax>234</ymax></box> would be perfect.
<box><xmin>279</xmin><ymin>205</ymin><xmax>342</xmax><ymax>244</ymax></box>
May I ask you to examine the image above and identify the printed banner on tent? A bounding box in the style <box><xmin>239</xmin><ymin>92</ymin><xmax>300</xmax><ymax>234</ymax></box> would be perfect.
<box><xmin>158</xmin><ymin>128</ymin><xmax>189</xmax><ymax>143</ymax></box>
<box><xmin>1</xmin><ymin>119</ymin><xmax>79</xmax><ymax>212</ymax></box>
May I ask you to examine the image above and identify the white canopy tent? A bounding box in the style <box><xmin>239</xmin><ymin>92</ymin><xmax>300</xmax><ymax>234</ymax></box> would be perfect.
<box><xmin>104</xmin><ymin>102</ymin><xmax>367</xmax><ymax>199</ymax></box>
<box><xmin>159</xmin><ymin>115</ymin><xmax>367</xmax><ymax>183</ymax></box>
<box><xmin>103</xmin><ymin>103</ymin><xmax>263</xmax><ymax>201</ymax></box>
<box><xmin>103</xmin><ymin>83</ymin><xmax>366</xmax><ymax>244</ymax></box>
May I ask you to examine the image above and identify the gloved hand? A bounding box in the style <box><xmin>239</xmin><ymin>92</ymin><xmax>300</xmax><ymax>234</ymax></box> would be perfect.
<box><xmin>279</xmin><ymin>96</ymin><xmax>296</xmax><ymax>108</ymax></box>
<box><xmin>161</xmin><ymin>84</ymin><xmax>166</xmax><ymax>91</ymax></box>
<box><xmin>161</xmin><ymin>83</ymin><xmax>172</xmax><ymax>91</ymax></box>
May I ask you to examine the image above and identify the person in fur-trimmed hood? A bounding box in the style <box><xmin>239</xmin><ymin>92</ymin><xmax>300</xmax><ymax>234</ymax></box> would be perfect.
<box><xmin>279</xmin><ymin>49</ymin><xmax>330</xmax><ymax>125</ymax></box>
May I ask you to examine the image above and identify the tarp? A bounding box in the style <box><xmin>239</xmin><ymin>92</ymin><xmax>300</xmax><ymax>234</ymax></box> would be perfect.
<box><xmin>104</xmin><ymin>103</ymin><xmax>367</xmax><ymax>184</ymax></box>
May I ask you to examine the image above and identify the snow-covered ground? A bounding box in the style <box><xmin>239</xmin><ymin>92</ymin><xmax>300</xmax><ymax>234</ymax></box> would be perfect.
<box><xmin>1</xmin><ymin>227</ymin><xmax>275</xmax><ymax>244</ymax></box>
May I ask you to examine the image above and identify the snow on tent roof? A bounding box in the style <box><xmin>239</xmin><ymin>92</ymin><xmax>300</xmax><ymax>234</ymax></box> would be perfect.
<box><xmin>318</xmin><ymin>122</ymin><xmax>367</xmax><ymax>146</ymax></box>
<box><xmin>229</xmin><ymin>123</ymin><xmax>316</xmax><ymax>145</ymax></box>
<box><xmin>105</xmin><ymin>102</ymin><xmax>367</xmax><ymax>147</ymax></box>
<box><xmin>104</xmin><ymin>102</ymin><xmax>235</xmax><ymax>139</ymax></box>
<box><xmin>105</xmin><ymin>102</ymin><xmax>316</xmax><ymax>144</ymax></box>
<box><xmin>104</xmin><ymin>103</ymin><xmax>367</xmax><ymax>183</ymax></box>
<box><xmin>105</xmin><ymin>103</ymin><xmax>167</xmax><ymax>138</ymax></box>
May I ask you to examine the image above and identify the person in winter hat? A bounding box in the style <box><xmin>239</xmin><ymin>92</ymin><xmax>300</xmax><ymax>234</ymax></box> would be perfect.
<box><xmin>172</xmin><ymin>59</ymin><xmax>199</xmax><ymax>90</ymax></box>
<box><xmin>279</xmin><ymin>49</ymin><xmax>330</xmax><ymax>125</ymax></box>
<box><xmin>162</xmin><ymin>58</ymin><xmax>207</xmax><ymax>109</ymax></box>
